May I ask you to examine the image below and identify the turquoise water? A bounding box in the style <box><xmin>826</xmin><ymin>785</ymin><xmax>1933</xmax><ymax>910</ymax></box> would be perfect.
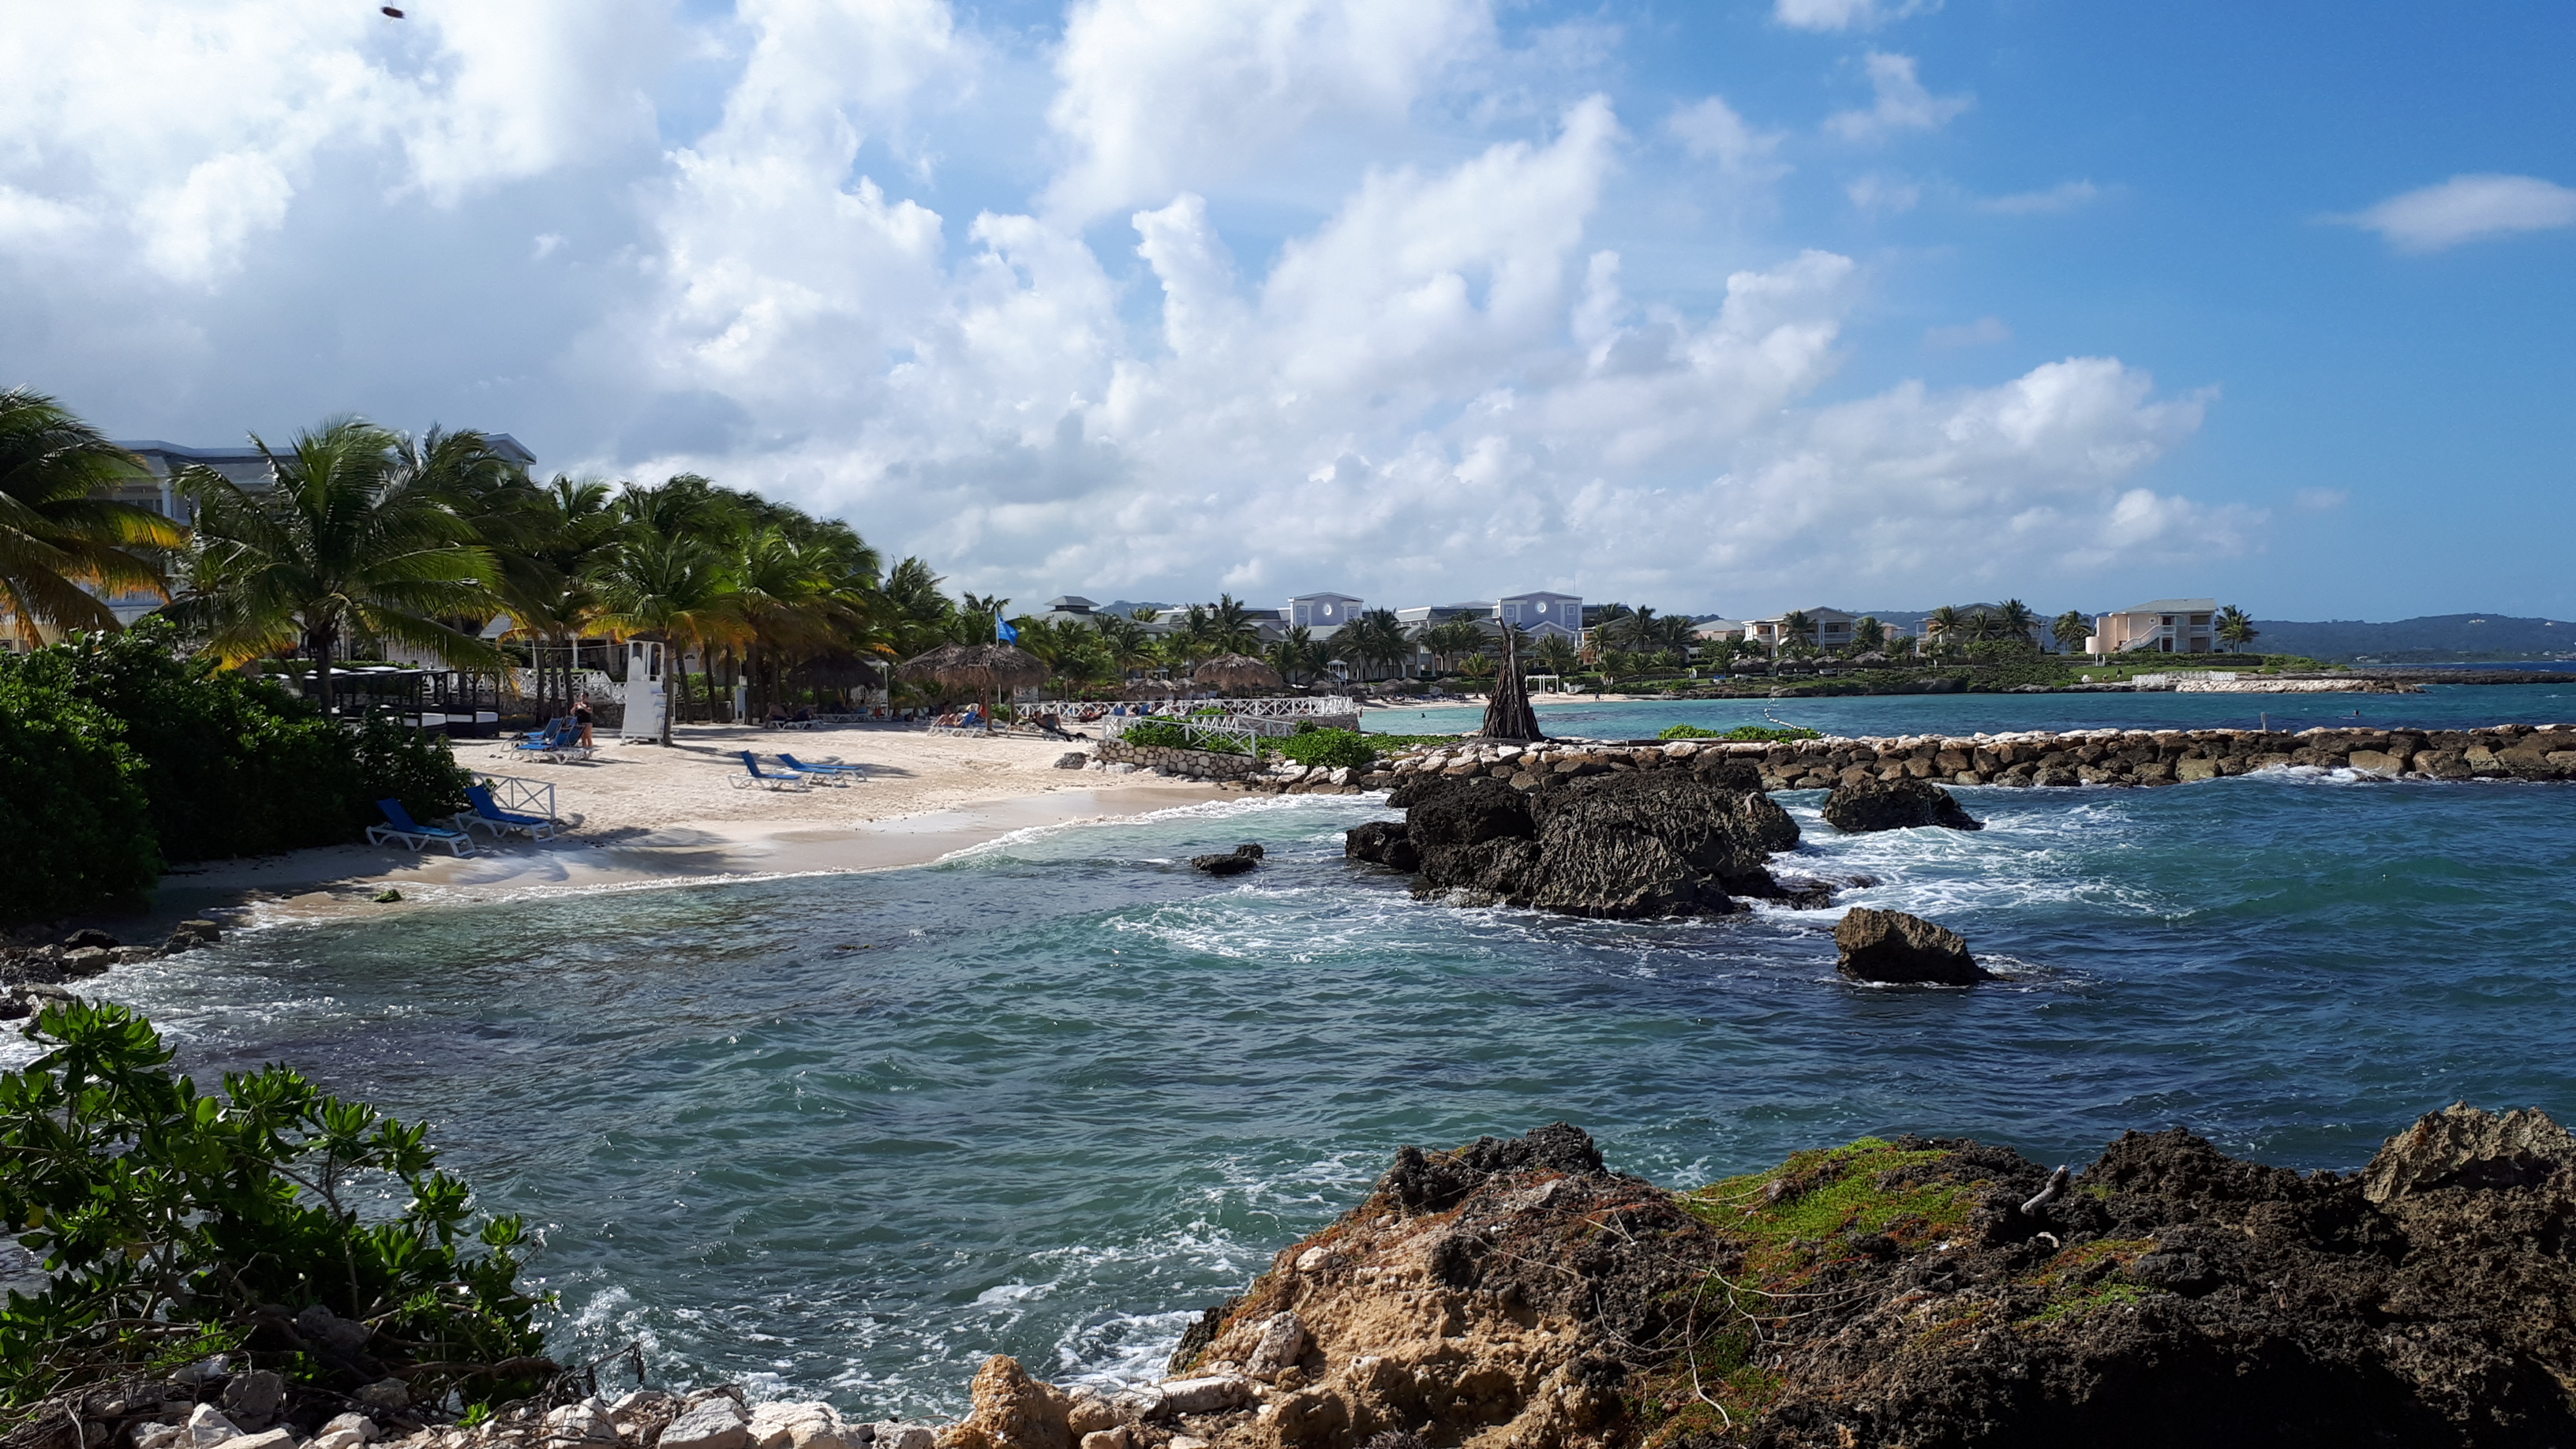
<box><xmin>1365</xmin><ymin>682</ymin><xmax>2576</xmax><ymax>740</ymax></box>
<box><xmin>51</xmin><ymin>769</ymin><xmax>2576</xmax><ymax>1418</ymax></box>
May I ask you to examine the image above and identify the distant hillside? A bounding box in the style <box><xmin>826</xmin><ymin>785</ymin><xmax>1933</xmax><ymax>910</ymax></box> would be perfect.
<box><xmin>2249</xmin><ymin>614</ymin><xmax>2576</xmax><ymax>662</ymax></box>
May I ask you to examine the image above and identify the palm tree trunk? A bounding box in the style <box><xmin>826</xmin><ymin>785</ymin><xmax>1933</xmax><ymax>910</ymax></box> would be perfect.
<box><xmin>664</xmin><ymin>644</ymin><xmax>686</xmax><ymax>747</ymax></box>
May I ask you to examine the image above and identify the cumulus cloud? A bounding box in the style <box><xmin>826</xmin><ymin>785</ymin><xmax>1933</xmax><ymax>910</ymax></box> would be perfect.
<box><xmin>1773</xmin><ymin>0</ymin><xmax>1936</xmax><ymax>32</ymax></box>
<box><xmin>1</xmin><ymin>0</ymin><xmax>2233</xmax><ymax>610</ymax></box>
<box><xmin>2343</xmin><ymin>174</ymin><xmax>2576</xmax><ymax>253</ymax></box>
<box><xmin>1667</xmin><ymin>95</ymin><xmax>1786</xmax><ymax>178</ymax></box>
<box><xmin>1040</xmin><ymin>0</ymin><xmax>1492</xmax><ymax>222</ymax></box>
<box><xmin>1825</xmin><ymin>53</ymin><xmax>1971</xmax><ymax>142</ymax></box>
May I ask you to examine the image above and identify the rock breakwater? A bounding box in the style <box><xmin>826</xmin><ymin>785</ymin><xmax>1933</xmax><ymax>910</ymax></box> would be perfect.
<box><xmin>1342</xmin><ymin>722</ymin><xmax>2576</xmax><ymax>795</ymax></box>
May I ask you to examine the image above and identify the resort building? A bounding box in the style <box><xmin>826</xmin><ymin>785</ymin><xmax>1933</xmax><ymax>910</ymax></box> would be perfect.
<box><xmin>1393</xmin><ymin>602</ymin><xmax>1495</xmax><ymax>626</ymax></box>
<box><xmin>1499</xmin><ymin>591</ymin><xmax>1582</xmax><ymax>639</ymax></box>
<box><xmin>1745</xmin><ymin>607</ymin><xmax>1859</xmax><ymax>651</ymax></box>
<box><xmin>1033</xmin><ymin>596</ymin><xmax>1099</xmax><ymax>623</ymax></box>
<box><xmin>1288</xmin><ymin>592</ymin><xmax>1362</xmax><ymax>631</ymax></box>
<box><xmin>2087</xmin><ymin>598</ymin><xmax>2218</xmax><ymax>654</ymax></box>
<box><xmin>1691</xmin><ymin>619</ymin><xmax>1750</xmax><ymax>642</ymax></box>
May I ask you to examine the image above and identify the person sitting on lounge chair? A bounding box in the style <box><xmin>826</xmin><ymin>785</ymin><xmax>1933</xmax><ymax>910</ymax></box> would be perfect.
<box><xmin>765</xmin><ymin>702</ymin><xmax>789</xmax><ymax>728</ymax></box>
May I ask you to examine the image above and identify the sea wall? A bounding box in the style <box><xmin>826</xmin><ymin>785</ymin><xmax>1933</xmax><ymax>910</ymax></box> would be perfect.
<box><xmin>1093</xmin><ymin>738</ymin><xmax>1262</xmax><ymax>781</ymax></box>
<box><xmin>1365</xmin><ymin>722</ymin><xmax>2576</xmax><ymax>792</ymax></box>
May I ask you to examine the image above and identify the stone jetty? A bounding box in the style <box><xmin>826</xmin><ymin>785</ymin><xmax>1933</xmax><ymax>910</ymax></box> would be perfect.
<box><xmin>1176</xmin><ymin>722</ymin><xmax>2576</xmax><ymax>795</ymax></box>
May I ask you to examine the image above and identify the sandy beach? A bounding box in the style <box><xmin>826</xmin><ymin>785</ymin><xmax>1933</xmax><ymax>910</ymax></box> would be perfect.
<box><xmin>137</xmin><ymin>724</ymin><xmax>1225</xmax><ymax>927</ymax></box>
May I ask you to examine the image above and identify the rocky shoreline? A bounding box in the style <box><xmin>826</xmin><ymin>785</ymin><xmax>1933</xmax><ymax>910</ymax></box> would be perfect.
<box><xmin>66</xmin><ymin>1107</ymin><xmax>2574</xmax><ymax>1449</ymax></box>
<box><xmin>1153</xmin><ymin>722</ymin><xmax>2576</xmax><ymax>795</ymax></box>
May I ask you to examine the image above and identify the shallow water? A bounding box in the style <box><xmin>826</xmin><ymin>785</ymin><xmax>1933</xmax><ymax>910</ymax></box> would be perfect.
<box><xmin>1365</xmin><ymin>682</ymin><xmax>2576</xmax><ymax>740</ymax></box>
<box><xmin>59</xmin><ymin>773</ymin><xmax>2576</xmax><ymax>1418</ymax></box>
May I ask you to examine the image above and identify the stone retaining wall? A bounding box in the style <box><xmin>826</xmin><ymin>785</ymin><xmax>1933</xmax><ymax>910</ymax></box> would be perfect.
<box><xmin>1377</xmin><ymin>723</ymin><xmax>2576</xmax><ymax>793</ymax></box>
<box><xmin>1094</xmin><ymin>737</ymin><xmax>1263</xmax><ymax>781</ymax></box>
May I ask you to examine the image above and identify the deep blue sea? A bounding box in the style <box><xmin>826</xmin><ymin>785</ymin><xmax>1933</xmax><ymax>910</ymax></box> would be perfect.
<box><xmin>44</xmin><ymin>687</ymin><xmax>2576</xmax><ymax>1418</ymax></box>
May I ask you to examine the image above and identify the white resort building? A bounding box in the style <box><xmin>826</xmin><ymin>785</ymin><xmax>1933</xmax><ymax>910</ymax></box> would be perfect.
<box><xmin>2087</xmin><ymin>599</ymin><xmax>2219</xmax><ymax>654</ymax></box>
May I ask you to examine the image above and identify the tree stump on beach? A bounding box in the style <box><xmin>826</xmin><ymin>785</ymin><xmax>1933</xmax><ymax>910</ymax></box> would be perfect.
<box><xmin>1480</xmin><ymin>627</ymin><xmax>1544</xmax><ymax>742</ymax></box>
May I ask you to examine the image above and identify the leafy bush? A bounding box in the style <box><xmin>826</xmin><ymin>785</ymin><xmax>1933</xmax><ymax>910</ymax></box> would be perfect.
<box><xmin>0</xmin><ymin>1002</ymin><xmax>549</xmax><ymax>1410</ymax></box>
<box><xmin>1659</xmin><ymin>724</ymin><xmax>1822</xmax><ymax>743</ymax></box>
<box><xmin>0</xmin><ymin>623</ymin><xmax>474</xmax><ymax>920</ymax></box>
<box><xmin>1118</xmin><ymin>719</ymin><xmax>1250</xmax><ymax>755</ymax></box>
<box><xmin>0</xmin><ymin>665</ymin><xmax>158</xmax><ymax>923</ymax></box>
<box><xmin>1272</xmin><ymin>728</ymin><xmax>1378</xmax><ymax>769</ymax></box>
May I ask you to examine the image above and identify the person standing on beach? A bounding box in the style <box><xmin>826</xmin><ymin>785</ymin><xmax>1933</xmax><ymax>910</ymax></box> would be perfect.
<box><xmin>574</xmin><ymin>694</ymin><xmax>595</xmax><ymax>747</ymax></box>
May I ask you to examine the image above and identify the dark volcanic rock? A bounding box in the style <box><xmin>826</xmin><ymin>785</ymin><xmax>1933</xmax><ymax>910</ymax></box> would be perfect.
<box><xmin>1822</xmin><ymin>774</ymin><xmax>1985</xmax><ymax>833</ymax></box>
<box><xmin>1343</xmin><ymin>820</ymin><xmax>1420</xmax><ymax>872</ymax></box>
<box><xmin>1382</xmin><ymin>771</ymin><xmax>1804</xmax><ymax>917</ymax></box>
<box><xmin>1835</xmin><ymin>906</ymin><xmax>1989</xmax><ymax>984</ymax></box>
<box><xmin>62</xmin><ymin>928</ymin><xmax>119</xmax><ymax>950</ymax></box>
<box><xmin>1190</xmin><ymin>843</ymin><xmax>1264</xmax><ymax>875</ymax></box>
<box><xmin>1158</xmin><ymin>1105</ymin><xmax>2576</xmax><ymax>1449</ymax></box>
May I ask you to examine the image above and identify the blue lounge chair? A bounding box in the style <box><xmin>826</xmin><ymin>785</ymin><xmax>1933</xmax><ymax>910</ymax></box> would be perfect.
<box><xmin>454</xmin><ymin>784</ymin><xmax>556</xmax><ymax>841</ymax></box>
<box><xmin>777</xmin><ymin>753</ymin><xmax>864</xmax><ymax>783</ymax></box>
<box><xmin>732</xmin><ymin>751</ymin><xmax>810</xmax><ymax>791</ymax></box>
<box><xmin>367</xmin><ymin>799</ymin><xmax>477</xmax><ymax>856</ymax></box>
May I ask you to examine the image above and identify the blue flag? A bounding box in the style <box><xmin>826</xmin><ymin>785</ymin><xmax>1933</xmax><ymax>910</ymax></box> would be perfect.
<box><xmin>996</xmin><ymin>616</ymin><xmax>1018</xmax><ymax>643</ymax></box>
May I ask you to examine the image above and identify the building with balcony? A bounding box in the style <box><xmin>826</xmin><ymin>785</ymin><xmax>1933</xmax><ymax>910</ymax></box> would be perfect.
<box><xmin>1745</xmin><ymin>607</ymin><xmax>1859</xmax><ymax>652</ymax></box>
<box><xmin>2087</xmin><ymin>598</ymin><xmax>2218</xmax><ymax>654</ymax></box>
<box><xmin>1499</xmin><ymin>590</ymin><xmax>1582</xmax><ymax>639</ymax></box>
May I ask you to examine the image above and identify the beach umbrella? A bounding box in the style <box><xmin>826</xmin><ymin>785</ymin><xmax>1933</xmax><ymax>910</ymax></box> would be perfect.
<box><xmin>1193</xmin><ymin>653</ymin><xmax>1282</xmax><ymax>692</ymax></box>
<box><xmin>897</xmin><ymin>643</ymin><xmax>1048</xmax><ymax>734</ymax></box>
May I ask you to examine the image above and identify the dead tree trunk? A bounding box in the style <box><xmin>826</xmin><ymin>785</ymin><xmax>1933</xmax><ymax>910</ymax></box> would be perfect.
<box><xmin>1480</xmin><ymin>627</ymin><xmax>1544</xmax><ymax>741</ymax></box>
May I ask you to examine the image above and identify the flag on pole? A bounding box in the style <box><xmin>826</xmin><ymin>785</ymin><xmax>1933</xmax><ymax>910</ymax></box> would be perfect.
<box><xmin>996</xmin><ymin>616</ymin><xmax>1018</xmax><ymax>643</ymax></box>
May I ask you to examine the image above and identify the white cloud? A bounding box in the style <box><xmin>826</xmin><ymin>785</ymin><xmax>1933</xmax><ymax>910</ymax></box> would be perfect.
<box><xmin>1979</xmin><ymin>179</ymin><xmax>2099</xmax><ymax>215</ymax></box>
<box><xmin>1925</xmin><ymin>316</ymin><xmax>2009</xmax><ymax>349</ymax></box>
<box><xmin>0</xmin><ymin>0</ymin><xmax>672</xmax><ymax>283</ymax></box>
<box><xmin>2344</xmin><ymin>174</ymin><xmax>2576</xmax><ymax>253</ymax></box>
<box><xmin>1845</xmin><ymin>174</ymin><xmax>1920</xmax><ymax>215</ymax></box>
<box><xmin>1040</xmin><ymin>0</ymin><xmax>1492</xmax><ymax>222</ymax></box>
<box><xmin>1773</xmin><ymin>0</ymin><xmax>1936</xmax><ymax>32</ymax></box>
<box><xmin>0</xmin><ymin>0</ymin><xmax>2236</xmax><ymax>612</ymax></box>
<box><xmin>1825</xmin><ymin>53</ymin><xmax>1971</xmax><ymax>143</ymax></box>
<box><xmin>1667</xmin><ymin>95</ymin><xmax>1785</xmax><ymax>178</ymax></box>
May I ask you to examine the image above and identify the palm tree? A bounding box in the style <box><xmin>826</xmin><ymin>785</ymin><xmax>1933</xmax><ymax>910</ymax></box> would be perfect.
<box><xmin>1091</xmin><ymin>612</ymin><xmax>1157</xmax><ymax>681</ymax></box>
<box><xmin>1993</xmin><ymin>598</ymin><xmax>2040</xmax><ymax>647</ymax></box>
<box><xmin>1265</xmin><ymin>625</ymin><xmax>1325</xmax><ymax>685</ymax></box>
<box><xmin>1531</xmin><ymin>633</ymin><xmax>1581</xmax><ymax>681</ymax></box>
<box><xmin>1336</xmin><ymin>608</ymin><xmax>1412</xmax><ymax>683</ymax></box>
<box><xmin>0</xmin><ymin>388</ymin><xmax>185</xmax><ymax>643</ymax></box>
<box><xmin>1852</xmin><ymin>616</ymin><xmax>1887</xmax><ymax>653</ymax></box>
<box><xmin>2052</xmin><ymin>609</ymin><xmax>2092</xmax><ymax>655</ymax></box>
<box><xmin>1416</xmin><ymin>618</ymin><xmax>1484</xmax><ymax>676</ymax></box>
<box><xmin>1778</xmin><ymin>610</ymin><xmax>1818</xmax><ymax>654</ymax></box>
<box><xmin>1207</xmin><ymin>593</ymin><xmax>1262</xmax><ymax>655</ymax></box>
<box><xmin>168</xmin><ymin>418</ymin><xmax>499</xmax><ymax>709</ymax></box>
<box><xmin>594</xmin><ymin>534</ymin><xmax>745</xmax><ymax>744</ymax></box>
<box><xmin>2217</xmin><ymin>605</ymin><xmax>2260</xmax><ymax>653</ymax></box>
<box><xmin>1922</xmin><ymin>605</ymin><xmax>1963</xmax><ymax>659</ymax></box>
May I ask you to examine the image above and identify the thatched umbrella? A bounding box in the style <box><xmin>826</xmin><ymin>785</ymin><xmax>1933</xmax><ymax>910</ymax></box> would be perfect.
<box><xmin>1193</xmin><ymin>653</ymin><xmax>1282</xmax><ymax>693</ymax></box>
<box><xmin>897</xmin><ymin>643</ymin><xmax>1048</xmax><ymax>734</ymax></box>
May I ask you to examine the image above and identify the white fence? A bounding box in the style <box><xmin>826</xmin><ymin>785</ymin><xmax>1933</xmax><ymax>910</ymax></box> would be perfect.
<box><xmin>1099</xmin><ymin>711</ymin><xmax>1308</xmax><ymax>752</ymax></box>
<box><xmin>474</xmin><ymin>772</ymin><xmax>558</xmax><ymax>822</ymax></box>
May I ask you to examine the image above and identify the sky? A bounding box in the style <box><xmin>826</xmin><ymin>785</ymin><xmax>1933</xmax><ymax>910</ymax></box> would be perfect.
<box><xmin>2</xmin><ymin>1</ymin><xmax>2570</xmax><ymax>622</ymax></box>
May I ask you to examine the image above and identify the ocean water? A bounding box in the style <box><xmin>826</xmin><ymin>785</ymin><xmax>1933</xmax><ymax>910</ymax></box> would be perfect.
<box><xmin>47</xmin><ymin>770</ymin><xmax>2576</xmax><ymax>1419</ymax></box>
<box><xmin>1365</xmin><ymin>682</ymin><xmax>2576</xmax><ymax>740</ymax></box>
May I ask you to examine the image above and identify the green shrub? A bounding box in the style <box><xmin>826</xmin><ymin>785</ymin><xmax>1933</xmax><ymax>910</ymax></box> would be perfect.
<box><xmin>0</xmin><ymin>623</ymin><xmax>474</xmax><ymax>921</ymax></box>
<box><xmin>0</xmin><ymin>1002</ymin><xmax>549</xmax><ymax>1410</ymax></box>
<box><xmin>1273</xmin><ymin>728</ymin><xmax>1378</xmax><ymax>769</ymax></box>
<box><xmin>1659</xmin><ymin>724</ymin><xmax>1822</xmax><ymax>743</ymax></box>
<box><xmin>1118</xmin><ymin>719</ymin><xmax>1250</xmax><ymax>755</ymax></box>
<box><xmin>0</xmin><ymin>665</ymin><xmax>158</xmax><ymax>922</ymax></box>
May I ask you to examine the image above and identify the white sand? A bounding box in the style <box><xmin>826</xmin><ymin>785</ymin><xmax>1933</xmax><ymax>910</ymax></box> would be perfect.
<box><xmin>144</xmin><ymin>724</ymin><xmax>1223</xmax><ymax>926</ymax></box>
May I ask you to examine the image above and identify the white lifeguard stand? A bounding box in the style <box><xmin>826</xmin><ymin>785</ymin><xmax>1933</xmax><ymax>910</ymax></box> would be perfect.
<box><xmin>620</xmin><ymin>640</ymin><xmax>668</xmax><ymax>741</ymax></box>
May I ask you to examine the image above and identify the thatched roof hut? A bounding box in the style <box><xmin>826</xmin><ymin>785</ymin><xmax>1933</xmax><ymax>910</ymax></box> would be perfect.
<box><xmin>897</xmin><ymin>643</ymin><xmax>1049</xmax><ymax>733</ymax></box>
<box><xmin>1193</xmin><ymin>653</ymin><xmax>1282</xmax><ymax>691</ymax></box>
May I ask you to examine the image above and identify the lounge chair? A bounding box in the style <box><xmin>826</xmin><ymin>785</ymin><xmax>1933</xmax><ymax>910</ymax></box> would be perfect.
<box><xmin>778</xmin><ymin>753</ymin><xmax>867</xmax><ymax>781</ymax></box>
<box><xmin>732</xmin><ymin>751</ymin><xmax>811</xmax><ymax>790</ymax></box>
<box><xmin>769</xmin><ymin>754</ymin><xmax>851</xmax><ymax>786</ymax></box>
<box><xmin>452</xmin><ymin>784</ymin><xmax>556</xmax><ymax>841</ymax></box>
<box><xmin>367</xmin><ymin>799</ymin><xmax>477</xmax><ymax>856</ymax></box>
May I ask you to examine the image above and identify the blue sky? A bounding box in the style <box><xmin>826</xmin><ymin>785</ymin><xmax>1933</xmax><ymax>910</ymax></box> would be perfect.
<box><xmin>2</xmin><ymin>0</ymin><xmax>2569</xmax><ymax>620</ymax></box>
